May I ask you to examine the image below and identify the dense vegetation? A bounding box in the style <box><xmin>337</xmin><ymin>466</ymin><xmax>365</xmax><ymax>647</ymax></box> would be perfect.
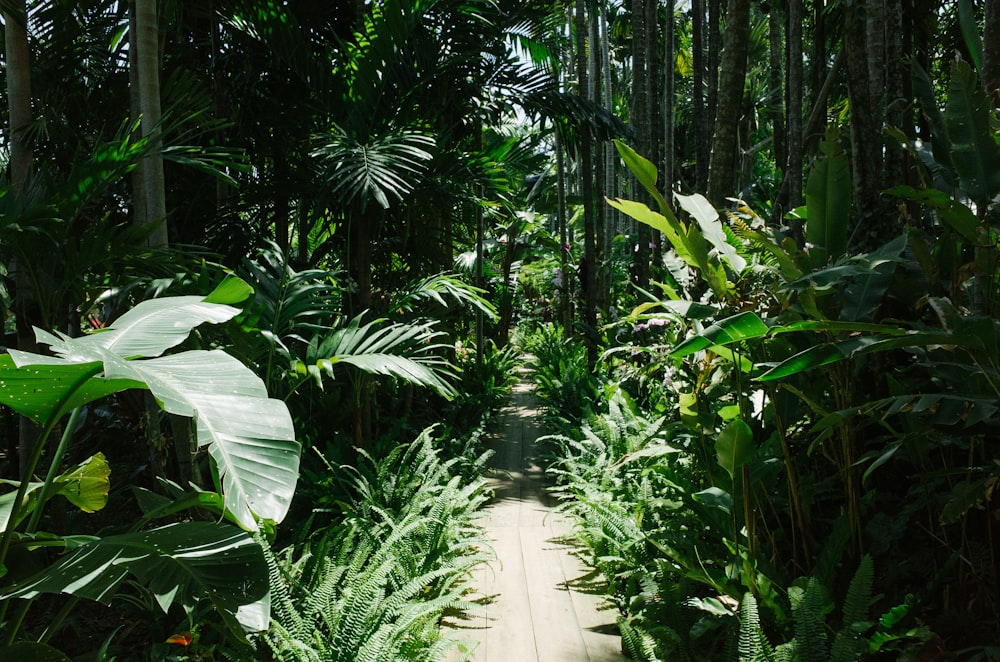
<box><xmin>1</xmin><ymin>0</ymin><xmax>998</xmax><ymax>660</ymax></box>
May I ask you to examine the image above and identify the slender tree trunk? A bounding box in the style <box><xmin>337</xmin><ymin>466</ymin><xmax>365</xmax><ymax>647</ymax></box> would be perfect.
<box><xmin>983</xmin><ymin>0</ymin><xmax>999</xmax><ymax>108</ymax></box>
<box><xmin>663</xmin><ymin>1</ymin><xmax>676</xmax><ymax>195</ymax></box>
<box><xmin>768</xmin><ymin>2</ymin><xmax>786</xmax><ymax>193</ymax></box>
<box><xmin>707</xmin><ymin>0</ymin><xmax>721</xmax><ymax>137</ymax></box>
<box><xmin>631</xmin><ymin>0</ymin><xmax>651</xmax><ymax>291</ymax></box>
<box><xmin>811</xmin><ymin>0</ymin><xmax>827</xmax><ymax>136</ymax></box>
<box><xmin>576</xmin><ymin>0</ymin><xmax>597</xmax><ymax>367</ymax></box>
<box><xmin>787</xmin><ymin>0</ymin><xmax>804</xmax><ymax>209</ymax></box>
<box><xmin>706</xmin><ymin>0</ymin><xmax>751</xmax><ymax>207</ymax></box>
<box><xmin>692</xmin><ymin>0</ymin><xmax>708</xmax><ymax>189</ymax></box>
<box><xmin>843</xmin><ymin>1</ymin><xmax>883</xmax><ymax>230</ymax></box>
<box><xmin>884</xmin><ymin>0</ymin><xmax>907</xmax><ymax>187</ymax></box>
<box><xmin>590</xmin><ymin>5</ymin><xmax>609</xmax><ymax>312</ymax></box>
<box><xmin>602</xmin><ymin>6</ymin><xmax>617</xmax><ymax>288</ymax></box>
<box><xmin>5</xmin><ymin>3</ymin><xmax>32</xmax><ymax>195</ymax></box>
<box><xmin>4</xmin><ymin>0</ymin><xmax>38</xmax><ymax>481</ymax></box>
<box><xmin>134</xmin><ymin>0</ymin><xmax>168</xmax><ymax>246</ymax></box>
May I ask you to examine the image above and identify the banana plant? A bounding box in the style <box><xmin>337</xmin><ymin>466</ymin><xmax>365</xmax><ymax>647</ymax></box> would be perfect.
<box><xmin>0</xmin><ymin>277</ymin><xmax>298</xmax><ymax>651</ymax></box>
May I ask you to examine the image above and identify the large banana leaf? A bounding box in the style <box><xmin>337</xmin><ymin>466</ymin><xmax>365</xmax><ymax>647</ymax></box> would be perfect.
<box><xmin>0</xmin><ymin>283</ymin><xmax>299</xmax><ymax>530</ymax></box>
<box><xmin>0</xmin><ymin>521</ymin><xmax>269</xmax><ymax>633</ymax></box>
<box><xmin>102</xmin><ymin>350</ymin><xmax>298</xmax><ymax>527</ymax></box>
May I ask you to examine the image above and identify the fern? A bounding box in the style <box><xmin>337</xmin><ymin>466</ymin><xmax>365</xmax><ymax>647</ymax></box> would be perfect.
<box><xmin>829</xmin><ymin>555</ymin><xmax>875</xmax><ymax>662</ymax></box>
<box><xmin>739</xmin><ymin>592</ymin><xmax>775</xmax><ymax>662</ymax></box>
<box><xmin>790</xmin><ymin>577</ymin><xmax>830</xmax><ymax>662</ymax></box>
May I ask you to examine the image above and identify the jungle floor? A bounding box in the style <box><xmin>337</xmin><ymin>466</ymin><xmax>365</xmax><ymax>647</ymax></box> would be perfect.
<box><xmin>443</xmin><ymin>368</ymin><xmax>625</xmax><ymax>662</ymax></box>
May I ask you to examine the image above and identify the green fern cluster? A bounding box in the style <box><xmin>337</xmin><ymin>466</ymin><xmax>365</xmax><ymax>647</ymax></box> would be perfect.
<box><xmin>260</xmin><ymin>429</ymin><xmax>492</xmax><ymax>661</ymax></box>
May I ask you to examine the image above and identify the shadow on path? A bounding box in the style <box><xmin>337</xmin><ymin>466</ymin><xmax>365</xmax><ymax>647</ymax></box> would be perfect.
<box><xmin>443</xmin><ymin>368</ymin><xmax>624</xmax><ymax>662</ymax></box>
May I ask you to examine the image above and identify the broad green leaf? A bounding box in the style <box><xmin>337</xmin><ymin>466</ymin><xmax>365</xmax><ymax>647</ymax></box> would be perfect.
<box><xmin>675</xmin><ymin>191</ymin><xmax>747</xmax><ymax>273</ymax></box>
<box><xmin>608</xmin><ymin>197</ymin><xmax>691</xmax><ymax>263</ymax></box>
<box><xmin>39</xmin><ymin>295</ymin><xmax>240</xmax><ymax>360</ymax></box>
<box><xmin>204</xmin><ymin>275</ymin><xmax>255</xmax><ymax>305</ymax></box>
<box><xmin>55</xmin><ymin>453</ymin><xmax>110</xmax><ymax>513</ymax></box>
<box><xmin>102</xmin><ymin>350</ymin><xmax>299</xmax><ymax>529</ymax></box>
<box><xmin>887</xmin><ymin>185</ymin><xmax>985</xmax><ymax>244</ymax></box>
<box><xmin>0</xmin><ymin>354</ymin><xmax>140</xmax><ymax>424</ymax></box>
<box><xmin>670</xmin><ymin>312</ymin><xmax>770</xmax><ymax>358</ymax></box>
<box><xmin>716</xmin><ymin>419</ymin><xmax>754</xmax><ymax>480</ymax></box>
<box><xmin>841</xmin><ymin>234</ymin><xmax>907</xmax><ymax>322</ymax></box>
<box><xmin>0</xmin><ymin>522</ymin><xmax>269</xmax><ymax>633</ymax></box>
<box><xmin>945</xmin><ymin>60</ymin><xmax>1000</xmax><ymax>203</ymax></box>
<box><xmin>805</xmin><ymin>151</ymin><xmax>851</xmax><ymax>262</ymax></box>
<box><xmin>692</xmin><ymin>487</ymin><xmax>733</xmax><ymax>514</ymax></box>
<box><xmin>614</xmin><ymin>140</ymin><xmax>669</xmax><ymax>211</ymax></box>
<box><xmin>757</xmin><ymin>332</ymin><xmax>963</xmax><ymax>382</ymax></box>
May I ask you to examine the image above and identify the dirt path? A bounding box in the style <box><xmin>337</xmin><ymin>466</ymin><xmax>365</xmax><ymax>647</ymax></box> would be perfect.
<box><xmin>444</xmin><ymin>369</ymin><xmax>624</xmax><ymax>661</ymax></box>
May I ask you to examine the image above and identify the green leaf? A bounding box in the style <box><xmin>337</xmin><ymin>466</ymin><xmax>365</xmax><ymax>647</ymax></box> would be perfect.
<box><xmin>103</xmin><ymin>350</ymin><xmax>299</xmax><ymax>529</ymax></box>
<box><xmin>54</xmin><ymin>453</ymin><xmax>110</xmax><ymax>513</ymax></box>
<box><xmin>692</xmin><ymin>487</ymin><xmax>733</xmax><ymax>514</ymax></box>
<box><xmin>716</xmin><ymin>419</ymin><xmax>754</xmax><ymax>480</ymax></box>
<box><xmin>675</xmin><ymin>192</ymin><xmax>747</xmax><ymax>273</ymax></box>
<box><xmin>607</xmin><ymin>197</ymin><xmax>692</xmax><ymax>264</ymax></box>
<box><xmin>945</xmin><ymin>60</ymin><xmax>1000</xmax><ymax>203</ymax></box>
<box><xmin>0</xmin><ymin>354</ymin><xmax>138</xmax><ymax>425</ymax></box>
<box><xmin>38</xmin><ymin>294</ymin><xmax>240</xmax><ymax>360</ymax></box>
<box><xmin>670</xmin><ymin>312</ymin><xmax>769</xmax><ymax>358</ymax></box>
<box><xmin>0</xmin><ymin>454</ymin><xmax>110</xmax><ymax>529</ymax></box>
<box><xmin>887</xmin><ymin>185</ymin><xmax>986</xmax><ymax>244</ymax></box>
<box><xmin>204</xmin><ymin>275</ymin><xmax>255</xmax><ymax>305</ymax></box>
<box><xmin>805</xmin><ymin>151</ymin><xmax>851</xmax><ymax>262</ymax></box>
<box><xmin>614</xmin><ymin>140</ymin><xmax>669</xmax><ymax>211</ymax></box>
<box><xmin>0</xmin><ymin>522</ymin><xmax>270</xmax><ymax>633</ymax></box>
<box><xmin>303</xmin><ymin>314</ymin><xmax>457</xmax><ymax>399</ymax></box>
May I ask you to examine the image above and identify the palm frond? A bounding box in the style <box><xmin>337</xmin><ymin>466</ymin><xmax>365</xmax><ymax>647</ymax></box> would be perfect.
<box><xmin>298</xmin><ymin>313</ymin><xmax>457</xmax><ymax>398</ymax></box>
<box><xmin>313</xmin><ymin>127</ymin><xmax>435</xmax><ymax>210</ymax></box>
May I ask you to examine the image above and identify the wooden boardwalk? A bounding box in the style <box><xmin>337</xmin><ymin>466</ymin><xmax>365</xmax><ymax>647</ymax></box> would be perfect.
<box><xmin>444</xmin><ymin>372</ymin><xmax>625</xmax><ymax>662</ymax></box>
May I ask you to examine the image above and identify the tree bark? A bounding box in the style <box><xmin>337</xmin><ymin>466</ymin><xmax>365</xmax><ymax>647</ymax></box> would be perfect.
<box><xmin>631</xmin><ymin>0</ymin><xmax>651</xmax><ymax>290</ymax></box>
<box><xmin>843</xmin><ymin>1</ymin><xmax>883</xmax><ymax>228</ymax></box>
<box><xmin>663</xmin><ymin>1</ymin><xmax>676</xmax><ymax>196</ymax></box>
<box><xmin>5</xmin><ymin>2</ymin><xmax>32</xmax><ymax>194</ymax></box>
<box><xmin>692</xmin><ymin>0</ymin><xmax>708</xmax><ymax>190</ymax></box>
<box><xmin>787</xmin><ymin>0</ymin><xmax>804</xmax><ymax>208</ymax></box>
<box><xmin>706</xmin><ymin>0</ymin><xmax>751</xmax><ymax>207</ymax></box>
<box><xmin>134</xmin><ymin>0</ymin><xmax>168</xmax><ymax>246</ymax></box>
<box><xmin>984</xmin><ymin>0</ymin><xmax>1000</xmax><ymax>108</ymax></box>
<box><xmin>4</xmin><ymin>0</ymin><xmax>38</xmax><ymax>481</ymax></box>
<box><xmin>576</xmin><ymin>0</ymin><xmax>597</xmax><ymax>367</ymax></box>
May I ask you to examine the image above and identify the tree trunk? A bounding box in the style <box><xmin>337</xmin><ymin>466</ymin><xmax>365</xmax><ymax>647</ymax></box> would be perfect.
<box><xmin>692</xmin><ymin>0</ymin><xmax>708</xmax><ymax>190</ymax></box>
<box><xmin>843</xmin><ymin>1</ymin><xmax>883</xmax><ymax>233</ymax></box>
<box><xmin>134</xmin><ymin>0</ymin><xmax>168</xmax><ymax>247</ymax></box>
<box><xmin>5</xmin><ymin>3</ymin><xmax>32</xmax><ymax>194</ymax></box>
<box><xmin>4</xmin><ymin>0</ymin><xmax>38</xmax><ymax>481</ymax></box>
<box><xmin>631</xmin><ymin>0</ymin><xmax>651</xmax><ymax>291</ymax></box>
<box><xmin>768</xmin><ymin>2</ymin><xmax>786</xmax><ymax>199</ymax></box>
<box><xmin>983</xmin><ymin>0</ymin><xmax>999</xmax><ymax>108</ymax></box>
<box><xmin>787</xmin><ymin>0</ymin><xmax>804</xmax><ymax>209</ymax></box>
<box><xmin>576</xmin><ymin>0</ymin><xmax>597</xmax><ymax>367</ymax></box>
<box><xmin>707</xmin><ymin>0</ymin><xmax>721</xmax><ymax>139</ymax></box>
<box><xmin>706</xmin><ymin>0</ymin><xmax>751</xmax><ymax>207</ymax></box>
<box><xmin>663</xmin><ymin>1</ymin><xmax>676</xmax><ymax>195</ymax></box>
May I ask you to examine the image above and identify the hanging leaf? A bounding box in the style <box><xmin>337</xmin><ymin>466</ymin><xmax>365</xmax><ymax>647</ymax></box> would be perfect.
<box><xmin>805</xmin><ymin>151</ymin><xmax>851</xmax><ymax>263</ymax></box>
<box><xmin>944</xmin><ymin>60</ymin><xmax>1000</xmax><ymax>205</ymax></box>
<box><xmin>716</xmin><ymin>419</ymin><xmax>754</xmax><ymax>480</ymax></box>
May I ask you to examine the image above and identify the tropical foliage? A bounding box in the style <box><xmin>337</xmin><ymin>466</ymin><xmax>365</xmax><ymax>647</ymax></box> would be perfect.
<box><xmin>1</xmin><ymin>0</ymin><xmax>998</xmax><ymax>659</ymax></box>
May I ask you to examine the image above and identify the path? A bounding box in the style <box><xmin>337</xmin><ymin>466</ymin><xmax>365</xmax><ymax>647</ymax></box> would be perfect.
<box><xmin>444</xmin><ymin>369</ymin><xmax>624</xmax><ymax>662</ymax></box>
